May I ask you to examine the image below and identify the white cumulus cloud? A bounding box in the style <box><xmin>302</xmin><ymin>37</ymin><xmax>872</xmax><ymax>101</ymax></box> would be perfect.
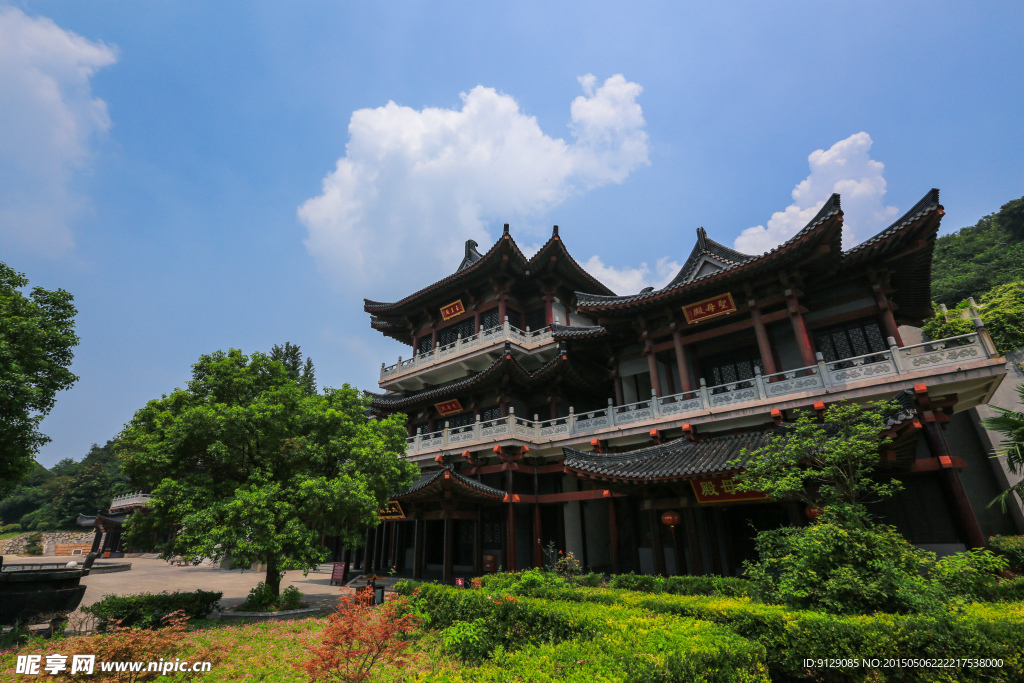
<box><xmin>733</xmin><ymin>132</ymin><xmax>899</xmax><ymax>254</ymax></box>
<box><xmin>0</xmin><ymin>6</ymin><xmax>117</xmax><ymax>254</ymax></box>
<box><xmin>580</xmin><ymin>255</ymin><xmax>681</xmax><ymax>296</ymax></box>
<box><xmin>299</xmin><ymin>75</ymin><xmax>649</xmax><ymax>295</ymax></box>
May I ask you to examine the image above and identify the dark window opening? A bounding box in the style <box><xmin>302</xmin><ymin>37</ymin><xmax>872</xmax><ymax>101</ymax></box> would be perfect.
<box><xmin>481</xmin><ymin>308</ymin><xmax>500</xmax><ymax>330</ymax></box>
<box><xmin>417</xmin><ymin>335</ymin><xmax>433</xmax><ymax>354</ymax></box>
<box><xmin>480</xmin><ymin>406</ymin><xmax>501</xmax><ymax>422</ymax></box>
<box><xmin>702</xmin><ymin>347</ymin><xmax>763</xmax><ymax>390</ymax></box>
<box><xmin>814</xmin><ymin>318</ymin><xmax>887</xmax><ymax>364</ymax></box>
<box><xmin>525</xmin><ymin>308</ymin><xmax>547</xmax><ymax>331</ymax></box>
<box><xmin>438</xmin><ymin>319</ymin><xmax>475</xmax><ymax>346</ymax></box>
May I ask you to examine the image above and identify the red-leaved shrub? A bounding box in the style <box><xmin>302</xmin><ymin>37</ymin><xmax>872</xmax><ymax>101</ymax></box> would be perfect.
<box><xmin>304</xmin><ymin>596</ymin><xmax>420</xmax><ymax>682</ymax></box>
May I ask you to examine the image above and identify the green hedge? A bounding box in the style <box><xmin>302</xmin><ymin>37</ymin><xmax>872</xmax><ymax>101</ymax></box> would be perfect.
<box><xmin>398</xmin><ymin>583</ymin><xmax>769</xmax><ymax>682</ymax></box>
<box><xmin>990</xmin><ymin>535</ymin><xmax>1024</xmax><ymax>573</ymax></box>
<box><xmin>608</xmin><ymin>572</ymin><xmax>751</xmax><ymax>597</ymax></box>
<box><xmin>486</xmin><ymin>584</ymin><xmax>1024</xmax><ymax>682</ymax></box>
<box><xmin>82</xmin><ymin>590</ymin><xmax>222</xmax><ymax>630</ymax></box>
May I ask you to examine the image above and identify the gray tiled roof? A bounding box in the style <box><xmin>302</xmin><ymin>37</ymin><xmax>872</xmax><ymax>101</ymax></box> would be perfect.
<box><xmin>395</xmin><ymin>456</ymin><xmax>505</xmax><ymax>502</ymax></box>
<box><xmin>564</xmin><ymin>431</ymin><xmax>774</xmax><ymax>481</ymax></box>
<box><xmin>667</xmin><ymin>227</ymin><xmax>754</xmax><ymax>288</ymax></box>
<box><xmin>575</xmin><ymin>194</ymin><xmax>843</xmax><ymax>309</ymax></box>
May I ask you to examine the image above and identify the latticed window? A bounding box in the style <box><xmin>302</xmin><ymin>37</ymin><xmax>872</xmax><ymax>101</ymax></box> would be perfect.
<box><xmin>506</xmin><ymin>309</ymin><xmax>523</xmax><ymax>331</ymax></box>
<box><xmin>417</xmin><ymin>335</ymin><xmax>433</xmax><ymax>354</ymax></box>
<box><xmin>813</xmin><ymin>318</ymin><xmax>887</xmax><ymax>363</ymax></box>
<box><xmin>443</xmin><ymin>412</ymin><xmax>476</xmax><ymax>429</ymax></box>
<box><xmin>481</xmin><ymin>308</ymin><xmax>500</xmax><ymax>330</ymax></box>
<box><xmin>525</xmin><ymin>308</ymin><xmax>546</xmax><ymax>331</ymax></box>
<box><xmin>704</xmin><ymin>348</ymin><xmax>764</xmax><ymax>387</ymax></box>
<box><xmin>480</xmin><ymin>406</ymin><xmax>501</xmax><ymax>422</ymax></box>
<box><xmin>438</xmin><ymin>319</ymin><xmax>474</xmax><ymax>346</ymax></box>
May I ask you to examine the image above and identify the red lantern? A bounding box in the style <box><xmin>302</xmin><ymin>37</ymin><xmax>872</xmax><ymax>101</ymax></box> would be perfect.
<box><xmin>805</xmin><ymin>505</ymin><xmax>823</xmax><ymax>520</ymax></box>
<box><xmin>661</xmin><ymin>511</ymin><xmax>682</xmax><ymax>529</ymax></box>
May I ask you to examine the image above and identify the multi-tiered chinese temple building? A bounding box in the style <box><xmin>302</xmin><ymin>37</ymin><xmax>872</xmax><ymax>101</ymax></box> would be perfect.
<box><xmin>344</xmin><ymin>189</ymin><xmax>1019</xmax><ymax>582</ymax></box>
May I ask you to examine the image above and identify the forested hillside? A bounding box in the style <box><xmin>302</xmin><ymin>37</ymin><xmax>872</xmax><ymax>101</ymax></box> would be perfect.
<box><xmin>931</xmin><ymin>196</ymin><xmax>1024</xmax><ymax>306</ymax></box>
<box><xmin>0</xmin><ymin>441</ymin><xmax>128</xmax><ymax>532</ymax></box>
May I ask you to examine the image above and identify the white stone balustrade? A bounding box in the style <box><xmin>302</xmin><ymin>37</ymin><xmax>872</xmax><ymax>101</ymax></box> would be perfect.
<box><xmin>109</xmin><ymin>492</ymin><xmax>153</xmax><ymax>510</ymax></box>
<box><xmin>380</xmin><ymin>322</ymin><xmax>555</xmax><ymax>382</ymax></box>
<box><xmin>401</xmin><ymin>331</ymin><xmax>997</xmax><ymax>456</ymax></box>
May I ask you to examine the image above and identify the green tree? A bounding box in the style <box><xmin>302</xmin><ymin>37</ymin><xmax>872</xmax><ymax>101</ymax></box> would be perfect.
<box><xmin>0</xmin><ymin>262</ymin><xmax>79</xmax><ymax>495</ymax></box>
<box><xmin>117</xmin><ymin>347</ymin><xmax>417</xmax><ymax>596</ymax></box>
<box><xmin>730</xmin><ymin>401</ymin><xmax>901</xmax><ymax>528</ymax></box>
<box><xmin>270</xmin><ymin>341</ymin><xmax>317</xmax><ymax>394</ymax></box>
<box><xmin>730</xmin><ymin>401</ymin><xmax>939</xmax><ymax>614</ymax></box>
<box><xmin>982</xmin><ymin>383</ymin><xmax>1024</xmax><ymax>512</ymax></box>
<box><xmin>924</xmin><ymin>280</ymin><xmax>1024</xmax><ymax>355</ymax></box>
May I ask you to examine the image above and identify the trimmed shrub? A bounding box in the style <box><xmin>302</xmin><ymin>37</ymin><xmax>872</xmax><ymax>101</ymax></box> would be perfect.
<box><xmin>609</xmin><ymin>572</ymin><xmax>664</xmax><ymax>593</ymax></box>
<box><xmin>990</xmin><ymin>535</ymin><xmax>1024</xmax><ymax>572</ymax></box>
<box><xmin>0</xmin><ymin>523</ymin><xmax>21</xmax><ymax>533</ymax></box>
<box><xmin>490</xmin><ymin>584</ymin><xmax>1024</xmax><ymax>682</ymax></box>
<box><xmin>277</xmin><ymin>585</ymin><xmax>305</xmax><ymax>610</ymax></box>
<box><xmin>82</xmin><ymin>590</ymin><xmax>222</xmax><ymax>630</ymax></box>
<box><xmin>663</xmin><ymin>575</ymin><xmax>752</xmax><ymax>597</ymax></box>
<box><xmin>407</xmin><ymin>583</ymin><xmax>769</xmax><ymax>682</ymax></box>
<box><xmin>567</xmin><ymin>571</ymin><xmax>603</xmax><ymax>588</ymax></box>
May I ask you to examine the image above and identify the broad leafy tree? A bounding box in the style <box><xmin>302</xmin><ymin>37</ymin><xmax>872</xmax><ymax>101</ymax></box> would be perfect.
<box><xmin>117</xmin><ymin>347</ymin><xmax>416</xmax><ymax>595</ymax></box>
<box><xmin>0</xmin><ymin>262</ymin><xmax>79</xmax><ymax>495</ymax></box>
<box><xmin>730</xmin><ymin>401</ymin><xmax>939</xmax><ymax>614</ymax></box>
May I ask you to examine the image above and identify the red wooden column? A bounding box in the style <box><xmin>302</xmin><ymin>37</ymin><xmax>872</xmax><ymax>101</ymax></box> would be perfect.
<box><xmin>613</xmin><ymin>375</ymin><xmax>625</xmax><ymax>406</ymax></box>
<box><xmin>505</xmin><ymin>467</ymin><xmax>517</xmax><ymax>571</ymax></box>
<box><xmin>549</xmin><ymin>398</ymin><xmax>559</xmax><ymax>420</ymax></box>
<box><xmin>543</xmin><ymin>295</ymin><xmax>554</xmax><ymax>326</ymax></box>
<box><xmin>785</xmin><ymin>290</ymin><xmax>817</xmax><ymax>367</ymax></box>
<box><xmin>648</xmin><ymin>509</ymin><xmax>667</xmax><ymax>576</ymax></box>
<box><xmin>749</xmin><ymin>304</ymin><xmax>778</xmax><ymax>375</ymax></box>
<box><xmin>443</xmin><ymin>517</ymin><xmax>454</xmax><ymax>583</ymax></box>
<box><xmin>672</xmin><ymin>330</ymin><xmax>693</xmax><ymax>393</ymax></box>
<box><xmin>608</xmin><ymin>499</ymin><xmax>621</xmax><ymax>575</ymax></box>
<box><xmin>386</xmin><ymin>522</ymin><xmax>395</xmax><ymax>570</ymax></box>
<box><xmin>474</xmin><ymin>508</ymin><xmax>483</xmax><ymax>576</ymax></box>
<box><xmin>873</xmin><ymin>286</ymin><xmax>904</xmax><ymax>346</ymax></box>
<box><xmin>474</xmin><ymin>308</ymin><xmax>482</xmax><ymax>334</ymax></box>
<box><xmin>498</xmin><ymin>296</ymin><xmax>507</xmax><ymax>326</ymax></box>
<box><xmin>413</xmin><ymin>520</ymin><xmax>425</xmax><ymax>579</ymax></box>
<box><xmin>431</xmin><ymin>329</ymin><xmax>439</xmax><ymax>350</ymax></box>
<box><xmin>364</xmin><ymin>527</ymin><xmax>376</xmax><ymax>573</ymax></box>
<box><xmin>645</xmin><ymin>343</ymin><xmax>663</xmax><ymax>398</ymax></box>
<box><xmin>533</xmin><ymin>466</ymin><xmax>543</xmax><ymax>568</ymax></box>
<box><xmin>683</xmin><ymin>508</ymin><xmax>704</xmax><ymax>576</ymax></box>
<box><xmin>922</xmin><ymin>421</ymin><xmax>985</xmax><ymax>548</ymax></box>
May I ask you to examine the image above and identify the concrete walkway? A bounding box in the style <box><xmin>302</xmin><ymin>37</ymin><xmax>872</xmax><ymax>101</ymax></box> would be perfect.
<box><xmin>2</xmin><ymin>555</ymin><xmax>351</xmax><ymax>617</ymax></box>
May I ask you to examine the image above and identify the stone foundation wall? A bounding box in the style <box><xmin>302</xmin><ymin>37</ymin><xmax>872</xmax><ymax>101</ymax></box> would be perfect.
<box><xmin>1</xmin><ymin>531</ymin><xmax>94</xmax><ymax>555</ymax></box>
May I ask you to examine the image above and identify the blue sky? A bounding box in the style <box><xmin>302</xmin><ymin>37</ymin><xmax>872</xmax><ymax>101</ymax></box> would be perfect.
<box><xmin>1</xmin><ymin>1</ymin><xmax>1021</xmax><ymax>468</ymax></box>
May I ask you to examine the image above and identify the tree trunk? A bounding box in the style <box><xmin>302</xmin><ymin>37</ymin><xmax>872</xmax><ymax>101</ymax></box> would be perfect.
<box><xmin>265</xmin><ymin>556</ymin><xmax>281</xmax><ymax>596</ymax></box>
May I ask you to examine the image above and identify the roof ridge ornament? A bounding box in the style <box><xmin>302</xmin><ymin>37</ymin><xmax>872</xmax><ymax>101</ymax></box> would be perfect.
<box><xmin>552</xmin><ymin>225</ymin><xmax>559</xmax><ymax>238</ymax></box>
<box><xmin>697</xmin><ymin>226</ymin><xmax>708</xmax><ymax>251</ymax></box>
<box><xmin>503</xmin><ymin>223</ymin><xmax>510</xmax><ymax>237</ymax></box>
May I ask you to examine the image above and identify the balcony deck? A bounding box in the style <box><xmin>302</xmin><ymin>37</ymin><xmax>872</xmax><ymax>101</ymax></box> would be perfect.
<box><xmin>379</xmin><ymin>323</ymin><xmax>557</xmax><ymax>390</ymax></box>
<box><xmin>402</xmin><ymin>332</ymin><xmax>1008</xmax><ymax>462</ymax></box>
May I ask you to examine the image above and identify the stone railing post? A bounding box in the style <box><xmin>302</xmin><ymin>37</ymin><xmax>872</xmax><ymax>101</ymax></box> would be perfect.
<box><xmin>753</xmin><ymin>366</ymin><xmax>766</xmax><ymax>399</ymax></box>
<box><xmin>456</xmin><ymin>333</ymin><xmax>462</xmax><ymax>353</ymax></box>
<box><xmin>503</xmin><ymin>315</ymin><xmax>510</xmax><ymax>336</ymax></box>
<box><xmin>699</xmin><ymin>378</ymin><xmax>709</xmax><ymax>408</ymax></box>
<box><xmin>474</xmin><ymin>414</ymin><xmax>481</xmax><ymax>440</ymax></box>
<box><xmin>380</xmin><ymin>362</ymin><xmax>386</xmax><ymax>381</ymax></box>
<box><xmin>508</xmin><ymin>406</ymin><xmax>514</xmax><ymax>431</ymax></box>
<box><xmin>816</xmin><ymin>352</ymin><xmax>832</xmax><ymax>385</ymax></box>
<box><xmin>652</xmin><ymin>388</ymin><xmax>661</xmax><ymax>417</ymax></box>
<box><xmin>886</xmin><ymin>337</ymin><xmax>904</xmax><ymax>374</ymax></box>
<box><xmin>414</xmin><ymin>427</ymin><xmax>422</xmax><ymax>452</ymax></box>
<box><xmin>568</xmin><ymin>406</ymin><xmax>575</xmax><ymax>434</ymax></box>
<box><xmin>443</xmin><ymin>421</ymin><xmax>450</xmax><ymax>447</ymax></box>
<box><xmin>973</xmin><ymin>318</ymin><xmax>998</xmax><ymax>357</ymax></box>
<box><xmin>608</xmin><ymin>397</ymin><xmax>616</xmax><ymax>426</ymax></box>
<box><xmin>533</xmin><ymin>414</ymin><xmax>541</xmax><ymax>439</ymax></box>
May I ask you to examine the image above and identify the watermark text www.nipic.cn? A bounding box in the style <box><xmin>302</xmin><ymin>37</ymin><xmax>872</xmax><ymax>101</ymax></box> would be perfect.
<box><xmin>15</xmin><ymin>654</ymin><xmax>213</xmax><ymax>676</ymax></box>
<box><xmin>804</xmin><ymin>658</ymin><xmax>1004</xmax><ymax>670</ymax></box>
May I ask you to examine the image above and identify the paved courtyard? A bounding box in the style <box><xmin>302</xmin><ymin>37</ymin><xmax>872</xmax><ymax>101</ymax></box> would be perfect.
<box><xmin>2</xmin><ymin>555</ymin><xmax>352</xmax><ymax>619</ymax></box>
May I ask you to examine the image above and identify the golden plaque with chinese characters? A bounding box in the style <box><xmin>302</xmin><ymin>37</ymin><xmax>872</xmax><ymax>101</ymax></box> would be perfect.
<box><xmin>682</xmin><ymin>292</ymin><xmax>737</xmax><ymax>324</ymax></box>
<box><xmin>691</xmin><ymin>476</ymin><xmax>766</xmax><ymax>503</ymax></box>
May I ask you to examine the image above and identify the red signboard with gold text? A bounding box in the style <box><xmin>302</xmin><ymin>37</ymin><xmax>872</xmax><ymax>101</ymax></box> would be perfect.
<box><xmin>691</xmin><ymin>476</ymin><xmax>766</xmax><ymax>504</ymax></box>
<box><xmin>435</xmin><ymin>399</ymin><xmax>463</xmax><ymax>416</ymax></box>
<box><xmin>440</xmin><ymin>299</ymin><xmax>466</xmax><ymax>321</ymax></box>
<box><xmin>682</xmin><ymin>292</ymin><xmax>737</xmax><ymax>325</ymax></box>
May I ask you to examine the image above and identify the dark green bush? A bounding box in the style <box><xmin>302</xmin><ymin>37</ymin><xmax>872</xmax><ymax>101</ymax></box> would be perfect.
<box><xmin>1</xmin><ymin>523</ymin><xmax>21</xmax><ymax>533</ymax></box>
<box><xmin>82</xmin><ymin>590</ymin><xmax>222</xmax><ymax>629</ymax></box>
<box><xmin>608</xmin><ymin>572</ymin><xmax>664</xmax><ymax>592</ymax></box>
<box><xmin>929</xmin><ymin>549</ymin><xmax>1010</xmax><ymax>601</ymax></box>
<box><xmin>663</xmin><ymin>575</ymin><xmax>751</xmax><ymax>597</ymax></box>
<box><xmin>990</xmin><ymin>535</ymin><xmax>1024</xmax><ymax>572</ymax></box>
<box><xmin>406</xmin><ymin>583</ymin><xmax>769</xmax><ymax>682</ymax></box>
<box><xmin>277</xmin><ymin>585</ymin><xmax>305</xmax><ymax>610</ymax></box>
<box><xmin>567</xmin><ymin>571</ymin><xmax>603</xmax><ymax>587</ymax></box>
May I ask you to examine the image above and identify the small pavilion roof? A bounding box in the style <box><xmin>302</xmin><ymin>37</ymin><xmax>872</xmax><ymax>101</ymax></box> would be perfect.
<box><xmin>369</xmin><ymin>341</ymin><xmax>610</xmax><ymax>413</ymax></box>
<box><xmin>365</xmin><ymin>226</ymin><xmax>616</xmax><ymax>324</ymax></box>
<box><xmin>392</xmin><ymin>455</ymin><xmax>505</xmax><ymax>503</ymax></box>
<box><xmin>667</xmin><ymin>227</ymin><xmax>755</xmax><ymax>288</ymax></box>
<box><xmin>76</xmin><ymin>512</ymin><xmax>128</xmax><ymax>528</ymax></box>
